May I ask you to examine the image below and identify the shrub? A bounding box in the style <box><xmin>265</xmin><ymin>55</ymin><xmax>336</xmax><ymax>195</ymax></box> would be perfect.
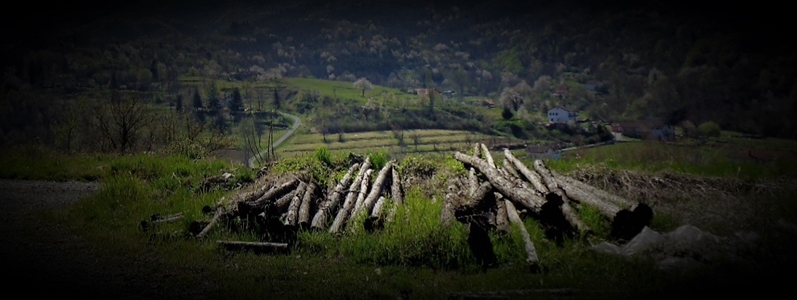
<box><xmin>314</xmin><ymin>146</ymin><xmax>332</xmax><ymax>167</ymax></box>
<box><xmin>698</xmin><ymin>121</ymin><xmax>721</xmax><ymax>138</ymax></box>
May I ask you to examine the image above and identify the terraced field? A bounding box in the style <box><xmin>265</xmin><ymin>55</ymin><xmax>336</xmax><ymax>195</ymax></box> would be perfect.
<box><xmin>277</xmin><ymin>129</ymin><xmax>521</xmax><ymax>157</ymax></box>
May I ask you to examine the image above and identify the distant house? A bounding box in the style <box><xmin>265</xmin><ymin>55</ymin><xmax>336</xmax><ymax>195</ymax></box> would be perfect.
<box><xmin>415</xmin><ymin>88</ymin><xmax>429</xmax><ymax>97</ymax></box>
<box><xmin>547</xmin><ymin>106</ymin><xmax>578</xmax><ymax>124</ymax></box>
<box><xmin>482</xmin><ymin>99</ymin><xmax>496</xmax><ymax>108</ymax></box>
<box><xmin>613</xmin><ymin>119</ymin><xmax>675</xmax><ymax>141</ymax></box>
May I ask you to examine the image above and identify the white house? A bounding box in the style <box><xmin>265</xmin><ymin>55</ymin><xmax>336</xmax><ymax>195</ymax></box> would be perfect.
<box><xmin>547</xmin><ymin>106</ymin><xmax>578</xmax><ymax>124</ymax></box>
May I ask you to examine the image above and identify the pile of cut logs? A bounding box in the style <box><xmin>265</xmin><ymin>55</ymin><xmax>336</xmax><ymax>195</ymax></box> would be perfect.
<box><xmin>182</xmin><ymin>155</ymin><xmax>405</xmax><ymax>253</ymax></box>
<box><xmin>444</xmin><ymin>144</ymin><xmax>653</xmax><ymax>269</ymax></box>
<box><xmin>141</xmin><ymin>145</ymin><xmax>652</xmax><ymax>267</ymax></box>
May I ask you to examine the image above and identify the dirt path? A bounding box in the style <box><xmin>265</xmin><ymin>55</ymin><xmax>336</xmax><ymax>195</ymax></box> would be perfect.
<box><xmin>0</xmin><ymin>180</ymin><xmax>207</xmax><ymax>299</ymax></box>
<box><xmin>248</xmin><ymin>111</ymin><xmax>301</xmax><ymax>168</ymax></box>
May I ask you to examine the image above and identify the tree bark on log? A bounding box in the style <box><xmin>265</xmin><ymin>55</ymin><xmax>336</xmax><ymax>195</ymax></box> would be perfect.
<box><xmin>385</xmin><ymin>167</ymin><xmax>404</xmax><ymax>224</ymax></box>
<box><xmin>547</xmin><ymin>171</ymin><xmax>644</xmax><ymax>239</ymax></box>
<box><xmin>360</xmin><ymin>161</ymin><xmax>394</xmax><ymax>218</ymax></box>
<box><xmin>351</xmin><ymin>169</ymin><xmax>374</xmax><ymax>219</ymax></box>
<box><xmin>216</xmin><ymin>240</ymin><xmax>289</xmax><ymax>253</ymax></box>
<box><xmin>283</xmin><ymin>182</ymin><xmax>307</xmax><ymax>227</ymax></box>
<box><xmin>551</xmin><ymin>170</ymin><xmax>653</xmax><ymax>239</ymax></box>
<box><xmin>504</xmin><ymin>149</ymin><xmax>549</xmax><ymax>194</ymax></box>
<box><xmin>480</xmin><ymin>143</ymin><xmax>495</xmax><ymax>167</ymax></box>
<box><xmin>505</xmin><ymin>200</ymin><xmax>540</xmax><ymax>270</ymax></box>
<box><xmin>297</xmin><ymin>182</ymin><xmax>317</xmax><ymax>229</ymax></box>
<box><xmin>274</xmin><ymin>187</ymin><xmax>300</xmax><ymax>211</ymax></box>
<box><xmin>529</xmin><ymin>160</ymin><xmax>591</xmax><ymax>235</ymax></box>
<box><xmin>364</xmin><ymin>196</ymin><xmax>388</xmax><ymax>231</ymax></box>
<box><xmin>195</xmin><ymin>206</ymin><xmax>223</xmax><ymax>238</ymax></box>
<box><xmin>251</xmin><ymin>177</ymin><xmax>300</xmax><ymax>207</ymax></box>
<box><xmin>441</xmin><ymin>184</ymin><xmax>460</xmax><ymax>226</ymax></box>
<box><xmin>502</xmin><ymin>158</ymin><xmax>522</xmax><ymax>180</ymax></box>
<box><xmin>495</xmin><ymin>198</ymin><xmax>510</xmax><ymax>234</ymax></box>
<box><xmin>311</xmin><ymin>163</ymin><xmax>360</xmax><ymax>230</ymax></box>
<box><xmin>457</xmin><ymin>181</ymin><xmax>493</xmax><ymax>211</ymax></box>
<box><xmin>453</xmin><ymin>152</ymin><xmax>549</xmax><ymax>215</ymax></box>
<box><xmin>329</xmin><ymin>158</ymin><xmax>372</xmax><ymax>234</ymax></box>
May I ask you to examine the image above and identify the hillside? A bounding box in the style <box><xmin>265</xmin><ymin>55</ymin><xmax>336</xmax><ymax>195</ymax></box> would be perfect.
<box><xmin>1</xmin><ymin>0</ymin><xmax>795</xmax><ymax>153</ymax></box>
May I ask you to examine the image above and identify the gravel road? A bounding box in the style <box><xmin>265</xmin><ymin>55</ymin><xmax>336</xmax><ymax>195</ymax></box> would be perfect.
<box><xmin>0</xmin><ymin>180</ymin><xmax>201</xmax><ymax>300</ymax></box>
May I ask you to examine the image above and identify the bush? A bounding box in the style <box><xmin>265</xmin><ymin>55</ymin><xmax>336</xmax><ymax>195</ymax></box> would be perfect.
<box><xmin>698</xmin><ymin>121</ymin><xmax>721</xmax><ymax>138</ymax></box>
<box><xmin>314</xmin><ymin>147</ymin><xmax>332</xmax><ymax>167</ymax></box>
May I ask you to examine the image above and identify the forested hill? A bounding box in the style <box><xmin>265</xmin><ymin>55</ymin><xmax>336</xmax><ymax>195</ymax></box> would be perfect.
<box><xmin>3</xmin><ymin>0</ymin><xmax>796</xmax><ymax>138</ymax></box>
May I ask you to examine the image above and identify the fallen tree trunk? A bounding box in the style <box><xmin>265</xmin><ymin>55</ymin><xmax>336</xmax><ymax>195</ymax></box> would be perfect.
<box><xmin>529</xmin><ymin>160</ymin><xmax>591</xmax><ymax>235</ymax></box>
<box><xmin>544</xmin><ymin>171</ymin><xmax>644</xmax><ymax>239</ymax></box>
<box><xmin>552</xmin><ymin>170</ymin><xmax>653</xmax><ymax>239</ymax></box>
<box><xmin>505</xmin><ymin>200</ymin><xmax>540</xmax><ymax>270</ymax></box>
<box><xmin>360</xmin><ymin>161</ymin><xmax>394</xmax><ymax>217</ymax></box>
<box><xmin>330</xmin><ymin>158</ymin><xmax>372</xmax><ymax>234</ymax></box>
<box><xmin>195</xmin><ymin>206</ymin><xmax>223</xmax><ymax>238</ymax></box>
<box><xmin>297</xmin><ymin>182</ymin><xmax>317</xmax><ymax>229</ymax></box>
<box><xmin>216</xmin><ymin>240</ymin><xmax>289</xmax><ymax>253</ymax></box>
<box><xmin>311</xmin><ymin>163</ymin><xmax>360</xmax><ymax>230</ymax></box>
<box><xmin>140</xmin><ymin>212</ymin><xmax>184</xmax><ymax>231</ymax></box>
<box><xmin>504</xmin><ymin>149</ymin><xmax>549</xmax><ymax>195</ymax></box>
<box><xmin>453</xmin><ymin>152</ymin><xmax>549</xmax><ymax>215</ymax></box>
<box><xmin>502</xmin><ymin>158</ymin><xmax>522</xmax><ymax>180</ymax></box>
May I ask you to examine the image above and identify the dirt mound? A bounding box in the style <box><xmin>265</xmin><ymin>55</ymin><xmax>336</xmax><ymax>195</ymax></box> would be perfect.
<box><xmin>565</xmin><ymin>165</ymin><xmax>797</xmax><ymax>234</ymax></box>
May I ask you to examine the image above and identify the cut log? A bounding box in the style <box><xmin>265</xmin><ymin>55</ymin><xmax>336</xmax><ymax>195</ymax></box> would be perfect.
<box><xmin>195</xmin><ymin>206</ymin><xmax>223</xmax><ymax>238</ymax></box>
<box><xmin>310</xmin><ymin>163</ymin><xmax>360</xmax><ymax>230</ymax></box>
<box><xmin>216</xmin><ymin>240</ymin><xmax>289</xmax><ymax>253</ymax></box>
<box><xmin>330</xmin><ymin>158</ymin><xmax>372</xmax><ymax>234</ymax></box>
<box><xmin>251</xmin><ymin>177</ymin><xmax>300</xmax><ymax>207</ymax></box>
<box><xmin>441</xmin><ymin>184</ymin><xmax>460</xmax><ymax>226</ymax></box>
<box><xmin>545</xmin><ymin>170</ymin><xmax>644</xmax><ymax>239</ymax></box>
<box><xmin>495</xmin><ymin>198</ymin><xmax>510</xmax><ymax>234</ymax></box>
<box><xmin>360</xmin><ymin>160</ymin><xmax>395</xmax><ymax>217</ymax></box>
<box><xmin>529</xmin><ymin>159</ymin><xmax>591</xmax><ymax>235</ymax></box>
<box><xmin>140</xmin><ymin>212</ymin><xmax>184</xmax><ymax>231</ymax></box>
<box><xmin>504</xmin><ymin>149</ymin><xmax>549</xmax><ymax>194</ymax></box>
<box><xmin>457</xmin><ymin>181</ymin><xmax>493</xmax><ymax>211</ymax></box>
<box><xmin>364</xmin><ymin>196</ymin><xmax>388</xmax><ymax>231</ymax></box>
<box><xmin>351</xmin><ymin>169</ymin><xmax>374</xmax><ymax>218</ymax></box>
<box><xmin>386</xmin><ymin>167</ymin><xmax>403</xmax><ymax>223</ymax></box>
<box><xmin>453</xmin><ymin>152</ymin><xmax>549</xmax><ymax>215</ymax></box>
<box><xmin>390</xmin><ymin>167</ymin><xmax>403</xmax><ymax>205</ymax></box>
<box><xmin>473</xmin><ymin>143</ymin><xmax>481</xmax><ymax>158</ymax></box>
<box><xmin>502</xmin><ymin>158</ymin><xmax>522</xmax><ymax>180</ymax></box>
<box><xmin>480</xmin><ymin>143</ymin><xmax>495</xmax><ymax>167</ymax></box>
<box><xmin>274</xmin><ymin>187</ymin><xmax>300</xmax><ymax>211</ymax></box>
<box><xmin>283</xmin><ymin>182</ymin><xmax>307</xmax><ymax>227</ymax></box>
<box><xmin>297</xmin><ymin>182</ymin><xmax>317</xmax><ymax>229</ymax></box>
<box><xmin>505</xmin><ymin>200</ymin><xmax>540</xmax><ymax>270</ymax></box>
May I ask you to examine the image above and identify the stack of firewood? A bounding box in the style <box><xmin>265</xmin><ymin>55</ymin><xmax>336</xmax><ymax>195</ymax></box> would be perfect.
<box><xmin>143</xmin><ymin>146</ymin><xmax>652</xmax><ymax>264</ymax></box>
<box><xmin>445</xmin><ymin>144</ymin><xmax>653</xmax><ymax>270</ymax></box>
<box><xmin>182</xmin><ymin>155</ymin><xmax>405</xmax><ymax>253</ymax></box>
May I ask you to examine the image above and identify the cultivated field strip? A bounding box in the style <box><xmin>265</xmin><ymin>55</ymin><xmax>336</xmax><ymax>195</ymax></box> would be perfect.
<box><xmin>288</xmin><ymin>130</ymin><xmax>486</xmax><ymax>145</ymax></box>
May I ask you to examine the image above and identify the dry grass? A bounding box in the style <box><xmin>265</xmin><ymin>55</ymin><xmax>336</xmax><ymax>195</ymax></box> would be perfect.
<box><xmin>562</xmin><ymin>163</ymin><xmax>797</xmax><ymax>235</ymax></box>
